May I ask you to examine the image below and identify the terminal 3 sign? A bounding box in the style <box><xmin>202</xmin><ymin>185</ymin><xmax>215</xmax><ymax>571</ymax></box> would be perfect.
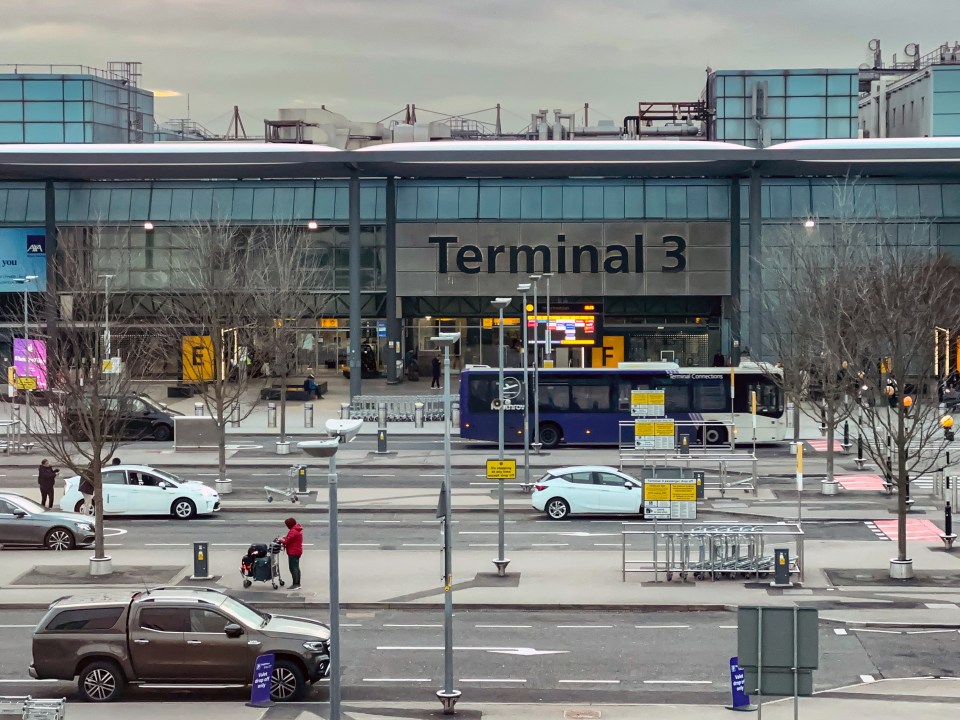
<box><xmin>397</xmin><ymin>222</ymin><xmax>730</xmax><ymax>297</ymax></box>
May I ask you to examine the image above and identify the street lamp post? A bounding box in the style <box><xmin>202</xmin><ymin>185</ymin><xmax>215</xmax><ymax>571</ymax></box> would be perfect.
<box><xmin>14</xmin><ymin>275</ymin><xmax>38</xmax><ymax>434</ymax></box>
<box><xmin>542</xmin><ymin>272</ymin><xmax>554</xmax><ymax>367</ymax></box>
<box><xmin>529</xmin><ymin>274</ymin><xmax>541</xmax><ymax>454</ymax></box>
<box><xmin>490</xmin><ymin>298</ymin><xmax>511</xmax><ymax>577</ymax></box>
<box><xmin>431</xmin><ymin>331</ymin><xmax>461</xmax><ymax>714</ymax></box>
<box><xmin>517</xmin><ymin>283</ymin><xmax>532</xmax><ymax>493</ymax></box>
<box><xmin>298</xmin><ymin>418</ymin><xmax>363</xmax><ymax>720</ymax></box>
<box><xmin>99</xmin><ymin>274</ymin><xmax>115</xmax><ymax>359</ymax></box>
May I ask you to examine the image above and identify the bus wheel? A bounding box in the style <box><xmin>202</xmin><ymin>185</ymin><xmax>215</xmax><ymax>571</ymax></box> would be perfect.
<box><xmin>704</xmin><ymin>426</ymin><xmax>728</xmax><ymax>446</ymax></box>
<box><xmin>539</xmin><ymin>423</ymin><xmax>562</xmax><ymax>449</ymax></box>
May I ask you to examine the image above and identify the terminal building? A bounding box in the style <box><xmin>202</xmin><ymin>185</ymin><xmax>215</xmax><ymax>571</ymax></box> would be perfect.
<box><xmin>2</xmin><ymin>42</ymin><xmax>960</xmax><ymax>388</ymax></box>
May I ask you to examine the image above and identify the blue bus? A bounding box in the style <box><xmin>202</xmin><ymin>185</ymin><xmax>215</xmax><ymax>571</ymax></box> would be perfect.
<box><xmin>459</xmin><ymin>362</ymin><xmax>786</xmax><ymax>448</ymax></box>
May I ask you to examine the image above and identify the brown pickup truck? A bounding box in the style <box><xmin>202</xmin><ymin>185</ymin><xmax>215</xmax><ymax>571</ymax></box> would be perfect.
<box><xmin>30</xmin><ymin>586</ymin><xmax>330</xmax><ymax>702</ymax></box>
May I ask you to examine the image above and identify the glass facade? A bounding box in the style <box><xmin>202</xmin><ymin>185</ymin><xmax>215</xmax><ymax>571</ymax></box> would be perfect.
<box><xmin>0</xmin><ymin>73</ymin><xmax>155</xmax><ymax>144</ymax></box>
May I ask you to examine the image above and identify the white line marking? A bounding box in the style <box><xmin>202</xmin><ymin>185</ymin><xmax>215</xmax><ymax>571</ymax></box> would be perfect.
<box><xmin>860</xmin><ymin>674</ymin><xmax>876</xmax><ymax>683</ymax></box>
<box><xmin>251</xmin><ymin>473</ymin><xmax>283</xmax><ymax>477</ymax></box>
<box><xmin>643</xmin><ymin>680</ymin><xmax>713</xmax><ymax>685</ymax></box>
<box><xmin>906</xmin><ymin>629</ymin><xmax>957</xmax><ymax>634</ymax></box>
<box><xmin>558</xmin><ymin>625</ymin><xmax>613</xmax><ymax>629</ymax></box>
<box><xmin>594</xmin><ymin>543</ymin><xmax>625</xmax><ymax>547</ymax></box>
<box><xmin>460</xmin><ymin>678</ymin><xmax>526</xmax><ymax>683</ymax></box>
<box><xmin>341</xmin><ymin>543</ymin><xmax>381</xmax><ymax>547</ymax></box>
<box><xmin>0</xmin><ymin>679</ymin><xmax>58</xmax><ymax>683</ymax></box>
<box><xmin>468</xmin><ymin>543</ymin><xmax>499</xmax><ymax>547</ymax></box>
<box><xmin>384</xmin><ymin>624</ymin><xmax>442</xmax><ymax>628</ymax></box>
<box><xmin>340</xmin><ymin>624</ymin><xmax>363</xmax><ymax>628</ymax></box>
<box><xmin>0</xmin><ymin>624</ymin><xmax>35</xmax><ymax>628</ymax></box>
<box><xmin>365</xmin><ymin>520</ymin><xmax>401</xmax><ymax>524</ymax></box>
<box><xmin>718</xmin><ymin>625</ymin><xmax>738</xmax><ymax>629</ymax></box>
<box><xmin>850</xmin><ymin>628</ymin><xmax>902</xmax><ymax>634</ymax></box>
<box><xmin>634</xmin><ymin>625</ymin><xmax>689</xmax><ymax>629</ymax></box>
<box><xmin>531</xmin><ymin>543</ymin><xmax>570</xmax><ymax>546</ymax></box>
<box><xmin>834</xmin><ymin>628</ymin><xmax>848</xmax><ymax>635</ymax></box>
<box><xmin>475</xmin><ymin>625</ymin><xmax>532</xmax><ymax>629</ymax></box>
<box><xmin>363</xmin><ymin>474</ymin><xmax>396</xmax><ymax>477</ymax></box>
<box><xmin>421</xmin><ymin>474</ymin><xmax>445</xmax><ymax>477</ymax></box>
<box><xmin>145</xmin><ymin>543</ymin><xmax>189</xmax><ymax>546</ymax></box>
<box><xmin>402</xmin><ymin>543</ymin><xmax>438</xmax><ymax>547</ymax></box>
<box><xmin>558</xmin><ymin>679</ymin><xmax>620</xmax><ymax>684</ymax></box>
<box><xmin>362</xmin><ymin>678</ymin><xmax>431</xmax><ymax>683</ymax></box>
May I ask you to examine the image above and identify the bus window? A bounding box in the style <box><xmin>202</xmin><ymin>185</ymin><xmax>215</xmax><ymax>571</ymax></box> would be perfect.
<box><xmin>570</xmin><ymin>382</ymin><xmax>612</xmax><ymax>412</ymax></box>
<box><xmin>617</xmin><ymin>378</ymin><xmax>650</xmax><ymax>412</ymax></box>
<box><xmin>651</xmin><ymin>377</ymin><xmax>691</xmax><ymax>413</ymax></box>
<box><xmin>734</xmin><ymin>375</ymin><xmax>784</xmax><ymax>417</ymax></box>
<box><xmin>693</xmin><ymin>378</ymin><xmax>727</xmax><ymax>412</ymax></box>
<box><xmin>468</xmin><ymin>377</ymin><xmax>497</xmax><ymax>413</ymax></box>
<box><xmin>539</xmin><ymin>384</ymin><xmax>570</xmax><ymax>412</ymax></box>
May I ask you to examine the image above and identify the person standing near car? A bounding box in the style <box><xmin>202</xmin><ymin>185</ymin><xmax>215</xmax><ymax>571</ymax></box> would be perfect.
<box><xmin>37</xmin><ymin>459</ymin><xmax>58</xmax><ymax>509</ymax></box>
<box><xmin>78</xmin><ymin>469</ymin><xmax>95</xmax><ymax>515</ymax></box>
<box><xmin>279</xmin><ymin>517</ymin><xmax>303</xmax><ymax>590</ymax></box>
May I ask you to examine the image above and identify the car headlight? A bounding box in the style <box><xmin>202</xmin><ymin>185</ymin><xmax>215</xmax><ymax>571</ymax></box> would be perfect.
<box><xmin>75</xmin><ymin>522</ymin><xmax>92</xmax><ymax>532</ymax></box>
<box><xmin>303</xmin><ymin>641</ymin><xmax>328</xmax><ymax>653</ymax></box>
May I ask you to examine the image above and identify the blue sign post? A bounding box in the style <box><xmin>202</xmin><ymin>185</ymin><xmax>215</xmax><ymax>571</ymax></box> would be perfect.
<box><xmin>247</xmin><ymin>653</ymin><xmax>275</xmax><ymax>708</ymax></box>
<box><xmin>728</xmin><ymin>656</ymin><xmax>756</xmax><ymax>712</ymax></box>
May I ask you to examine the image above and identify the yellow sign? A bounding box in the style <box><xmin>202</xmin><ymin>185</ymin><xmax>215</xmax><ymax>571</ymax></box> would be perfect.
<box><xmin>543</xmin><ymin>359</ymin><xmax>555</xmax><ymax>368</ymax></box>
<box><xmin>670</xmin><ymin>484</ymin><xmax>697</xmax><ymax>501</ymax></box>
<box><xmin>486</xmin><ymin>459</ymin><xmax>517</xmax><ymax>480</ymax></box>
<box><xmin>181</xmin><ymin>336</ymin><xmax>214</xmax><ymax>383</ymax></box>
<box><xmin>320</xmin><ymin>318</ymin><xmax>339</xmax><ymax>328</ymax></box>
<box><xmin>592</xmin><ymin>335</ymin><xmax>624</xmax><ymax>367</ymax></box>
<box><xmin>14</xmin><ymin>376</ymin><xmax>37</xmax><ymax>391</ymax></box>
<box><xmin>102</xmin><ymin>358</ymin><xmax>113</xmax><ymax>373</ymax></box>
<box><xmin>644</xmin><ymin>484</ymin><xmax>671</xmax><ymax>501</ymax></box>
<box><xmin>482</xmin><ymin>317</ymin><xmax>521</xmax><ymax>328</ymax></box>
<box><xmin>880</xmin><ymin>357</ymin><xmax>892</xmax><ymax>373</ymax></box>
<box><xmin>7</xmin><ymin>367</ymin><xmax>15</xmax><ymax>386</ymax></box>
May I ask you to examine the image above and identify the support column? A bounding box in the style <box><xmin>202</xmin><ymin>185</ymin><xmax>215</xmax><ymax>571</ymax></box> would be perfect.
<box><xmin>43</xmin><ymin>181</ymin><xmax>58</xmax><ymax>362</ymax></box>
<box><xmin>747</xmin><ymin>169</ymin><xmax>762</xmax><ymax>359</ymax></box>
<box><xmin>348</xmin><ymin>175</ymin><xmax>361</xmax><ymax>399</ymax></box>
<box><xmin>727</xmin><ymin>177</ymin><xmax>741</xmax><ymax>357</ymax></box>
<box><xmin>385</xmin><ymin>177</ymin><xmax>399</xmax><ymax>384</ymax></box>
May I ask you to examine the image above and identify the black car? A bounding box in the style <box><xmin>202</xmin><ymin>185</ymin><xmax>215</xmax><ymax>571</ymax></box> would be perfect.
<box><xmin>64</xmin><ymin>394</ymin><xmax>180</xmax><ymax>442</ymax></box>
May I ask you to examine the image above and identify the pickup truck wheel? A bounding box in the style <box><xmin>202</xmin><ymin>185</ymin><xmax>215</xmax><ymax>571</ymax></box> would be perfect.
<box><xmin>270</xmin><ymin>660</ymin><xmax>306</xmax><ymax>701</ymax></box>
<box><xmin>79</xmin><ymin>660</ymin><xmax>125</xmax><ymax>702</ymax></box>
<box><xmin>171</xmin><ymin>498</ymin><xmax>196</xmax><ymax>520</ymax></box>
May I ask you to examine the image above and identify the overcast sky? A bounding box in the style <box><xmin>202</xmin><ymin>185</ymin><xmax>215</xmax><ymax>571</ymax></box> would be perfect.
<box><xmin>4</xmin><ymin>0</ymin><xmax>960</xmax><ymax>133</ymax></box>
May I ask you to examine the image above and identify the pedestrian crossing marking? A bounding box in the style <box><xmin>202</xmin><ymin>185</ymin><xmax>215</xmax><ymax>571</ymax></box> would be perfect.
<box><xmin>806</xmin><ymin>439</ymin><xmax>844</xmax><ymax>453</ymax></box>
<box><xmin>835</xmin><ymin>474</ymin><xmax>886</xmax><ymax>491</ymax></box>
<box><xmin>865</xmin><ymin>518</ymin><xmax>944</xmax><ymax>542</ymax></box>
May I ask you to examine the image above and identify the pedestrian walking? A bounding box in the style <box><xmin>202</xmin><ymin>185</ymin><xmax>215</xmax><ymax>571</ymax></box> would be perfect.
<box><xmin>431</xmin><ymin>355</ymin><xmax>441</xmax><ymax>388</ymax></box>
<box><xmin>78</xmin><ymin>470</ymin><xmax>94</xmax><ymax>515</ymax></box>
<box><xmin>111</xmin><ymin>457</ymin><xmax>122</xmax><ymax>466</ymax></box>
<box><xmin>279</xmin><ymin>517</ymin><xmax>303</xmax><ymax>590</ymax></box>
<box><xmin>37</xmin><ymin>459</ymin><xmax>58</xmax><ymax>509</ymax></box>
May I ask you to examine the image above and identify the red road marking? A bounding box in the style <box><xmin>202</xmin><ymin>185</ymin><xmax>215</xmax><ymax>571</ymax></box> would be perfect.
<box><xmin>835</xmin><ymin>474</ymin><xmax>886</xmax><ymax>491</ymax></box>
<box><xmin>806</xmin><ymin>439</ymin><xmax>844</xmax><ymax>453</ymax></box>
<box><xmin>870</xmin><ymin>518</ymin><xmax>944</xmax><ymax>542</ymax></box>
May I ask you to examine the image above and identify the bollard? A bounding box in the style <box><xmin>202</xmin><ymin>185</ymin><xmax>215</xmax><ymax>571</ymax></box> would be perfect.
<box><xmin>194</xmin><ymin>402</ymin><xmax>204</xmax><ymax>417</ymax></box>
<box><xmin>376</xmin><ymin>402</ymin><xmax>388</xmax><ymax>454</ymax></box>
<box><xmin>191</xmin><ymin>541</ymin><xmax>211</xmax><ymax>580</ymax></box>
<box><xmin>340</xmin><ymin>401</ymin><xmax>350</xmax><ymax>420</ymax></box>
<box><xmin>414</xmin><ymin>401</ymin><xmax>425</xmax><ymax>428</ymax></box>
<box><xmin>842</xmin><ymin>421</ymin><xmax>850</xmax><ymax>453</ymax></box>
<box><xmin>304</xmin><ymin>402</ymin><xmax>314</xmax><ymax>428</ymax></box>
<box><xmin>297</xmin><ymin>465</ymin><xmax>308</xmax><ymax>493</ymax></box>
<box><xmin>947</xmin><ymin>501</ymin><xmax>953</xmax><ymax>537</ymax></box>
<box><xmin>770</xmin><ymin>548</ymin><xmax>792</xmax><ymax>587</ymax></box>
<box><xmin>267</xmin><ymin>402</ymin><xmax>277</xmax><ymax>428</ymax></box>
<box><xmin>229</xmin><ymin>400</ymin><xmax>240</xmax><ymax>428</ymax></box>
<box><xmin>452</xmin><ymin>400</ymin><xmax>460</xmax><ymax>428</ymax></box>
<box><xmin>679</xmin><ymin>434</ymin><xmax>690</xmax><ymax>455</ymax></box>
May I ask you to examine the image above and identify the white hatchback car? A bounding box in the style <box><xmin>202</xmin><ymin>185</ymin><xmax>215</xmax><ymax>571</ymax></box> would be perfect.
<box><xmin>531</xmin><ymin>465</ymin><xmax>643</xmax><ymax>520</ymax></box>
<box><xmin>60</xmin><ymin>464</ymin><xmax>220</xmax><ymax>519</ymax></box>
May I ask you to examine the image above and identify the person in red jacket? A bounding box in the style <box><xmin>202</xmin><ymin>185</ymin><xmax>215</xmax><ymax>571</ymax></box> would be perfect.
<box><xmin>279</xmin><ymin>517</ymin><xmax>303</xmax><ymax>590</ymax></box>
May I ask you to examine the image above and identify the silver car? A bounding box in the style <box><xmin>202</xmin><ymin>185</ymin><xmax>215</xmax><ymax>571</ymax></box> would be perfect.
<box><xmin>0</xmin><ymin>493</ymin><xmax>95</xmax><ymax>551</ymax></box>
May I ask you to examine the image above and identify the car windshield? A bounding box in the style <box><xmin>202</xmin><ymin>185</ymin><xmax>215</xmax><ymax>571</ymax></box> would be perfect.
<box><xmin>138</xmin><ymin>395</ymin><xmax>167</xmax><ymax>413</ymax></box>
<box><xmin>150</xmin><ymin>469</ymin><xmax>182</xmax><ymax>487</ymax></box>
<box><xmin>218</xmin><ymin>595</ymin><xmax>269</xmax><ymax>628</ymax></box>
<box><xmin>7</xmin><ymin>495</ymin><xmax>48</xmax><ymax>514</ymax></box>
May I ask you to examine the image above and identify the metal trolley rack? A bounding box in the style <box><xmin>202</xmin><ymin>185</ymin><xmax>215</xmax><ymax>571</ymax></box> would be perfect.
<box><xmin>622</xmin><ymin>521</ymin><xmax>804</xmax><ymax>584</ymax></box>
<box><xmin>0</xmin><ymin>696</ymin><xmax>65</xmax><ymax>720</ymax></box>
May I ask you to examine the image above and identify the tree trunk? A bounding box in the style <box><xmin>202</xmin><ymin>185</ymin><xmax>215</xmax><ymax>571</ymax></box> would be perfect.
<box><xmin>218</xmin><ymin>421</ymin><xmax>227</xmax><ymax>483</ymax></box>
<box><xmin>792</xmin><ymin>395</ymin><xmax>801</xmax><ymax>443</ymax></box>
<box><xmin>896</xmin><ymin>403</ymin><xmax>908</xmax><ymax>562</ymax></box>
<box><xmin>92</xmin><ymin>457</ymin><xmax>105</xmax><ymax>560</ymax></box>
<box><xmin>280</xmin><ymin>365</ymin><xmax>287</xmax><ymax>443</ymax></box>
<box><xmin>825</xmin><ymin>403</ymin><xmax>835</xmax><ymax>483</ymax></box>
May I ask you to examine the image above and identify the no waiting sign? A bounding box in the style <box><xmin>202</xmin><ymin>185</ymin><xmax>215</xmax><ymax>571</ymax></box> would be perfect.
<box><xmin>486</xmin><ymin>459</ymin><xmax>517</xmax><ymax>479</ymax></box>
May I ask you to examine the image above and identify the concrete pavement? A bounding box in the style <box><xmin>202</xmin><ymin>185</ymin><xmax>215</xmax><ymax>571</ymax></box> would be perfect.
<box><xmin>49</xmin><ymin>677</ymin><xmax>960</xmax><ymax>720</ymax></box>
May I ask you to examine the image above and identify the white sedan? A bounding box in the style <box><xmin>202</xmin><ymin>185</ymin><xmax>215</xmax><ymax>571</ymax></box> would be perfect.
<box><xmin>60</xmin><ymin>464</ymin><xmax>220</xmax><ymax>519</ymax></box>
<box><xmin>531</xmin><ymin>465</ymin><xmax>644</xmax><ymax>520</ymax></box>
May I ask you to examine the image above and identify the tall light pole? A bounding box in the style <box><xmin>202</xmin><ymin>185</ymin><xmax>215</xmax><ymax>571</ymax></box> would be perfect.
<box><xmin>14</xmin><ymin>275</ymin><xmax>38</xmax><ymax>433</ymax></box>
<box><xmin>99</xmin><ymin>274</ymin><xmax>115</xmax><ymax>359</ymax></box>
<box><xmin>542</xmin><ymin>272</ymin><xmax>554</xmax><ymax>368</ymax></box>
<box><xmin>490</xmin><ymin>298</ymin><xmax>511</xmax><ymax>577</ymax></box>
<box><xmin>529</xmin><ymin>274</ymin><xmax>542</xmax><ymax>454</ymax></box>
<box><xmin>431</xmin><ymin>331</ymin><xmax>461</xmax><ymax>714</ymax></box>
<box><xmin>298</xmin><ymin>418</ymin><xmax>363</xmax><ymax>720</ymax></box>
<box><xmin>517</xmin><ymin>283</ymin><xmax>531</xmax><ymax>492</ymax></box>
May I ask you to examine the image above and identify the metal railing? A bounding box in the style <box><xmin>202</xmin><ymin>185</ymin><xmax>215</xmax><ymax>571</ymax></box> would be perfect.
<box><xmin>346</xmin><ymin>395</ymin><xmax>455</xmax><ymax>422</ymax></box>
<box><xmin>622</xmin><ymin>521</ymin><xmax>804</xmax><ymax>583</ymax></box>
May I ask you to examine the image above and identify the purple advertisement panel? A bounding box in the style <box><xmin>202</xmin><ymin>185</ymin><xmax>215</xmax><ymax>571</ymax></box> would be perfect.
<box><xmin>13</xmin><ymin>338</ymin><xmax>48</xmax><ymax>390</ymax></box>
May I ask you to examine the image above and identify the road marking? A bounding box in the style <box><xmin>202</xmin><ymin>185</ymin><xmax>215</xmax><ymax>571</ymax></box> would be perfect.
<box><xmin>634</xmin><ymin>625</ymin><xmax>689</xmax><ymax>629</ymax></box>
<box><xmin>402</xmin><ymin>543</ymin><xmax>438</xmax><ymax>547</ymax></box>
<box><xmin>532</xmin><ymin>543</ymin><xmax>569</xmax><ymax>546</ymax></box>
<box><xmin>460</xmin><ymin>678</ymin><xmax>526</xmax><ymax>683</ymax></box>
<box><xmin>421</xmin><ymin>474</ymin><xmax>445</xmax><ymax>477</ymax></box>
<box><xmin>362</xmin><ymin>474</ymin><xmax>396</xmax><ymax>477</ymax></box>
<box><xmin>906</xmin><ymin>629</ymin><xmax>957</xmax><ymax>634</ymax></box>
<box><xmin>850</xmin><ymin>628</ymin><xmax>902</xmax><ymax>634</ymax></box>
<box><xmin>718</xmin><ymin>625</ymin><xmax>738</xmax><ymax>629</ymax></box>
<box><xmin>252</xmin><ymin>473</ymin><xmax>284</xmax><ymax>477</ymax></box>
<box><xmin>341</xmin><ymin>624</ymin><xmax>363</xmax><ymax>628</ymax></box>
<box><xmin>377</xmin><ymin>646</ymin><xmax>568</xmax><ymax>656</ymax></box>
<box><xmin>475</xmin><ymin>625</ymin><xmax>532</xmax><ymax>629</ymax></box>
<box><xmin>558</xmin><ymin>625</ymin><xmax>613</xmax><ymax>629</ymax></box>
<box><xmin>834</xmin><ymin>628</ymin><xmax>848</xmax><ymax>635</ymax></box>
<box><xmin>559</xmin><ymin>679</ymin><xmax>620</xmax><ymax>684</ymax></box>
<box><xmin>860</xmin><ymin>675</ymin><xmax>876</xmax><ymax>683</ymax></box>
<box><xmin>0</xmin><ymin>679</ymin><xmax>58</xmax><ymax>683</ymax></box>
<box><xmin>458</xmin><ymin>531</ymin><xmax>618</xmax><ymax>537</ymax></box>
<box><xmin>365</xmin><ymin>520</ymin><xmax>401</xmax><ymax>524</ymax></box>
<box><xmin>0</xmin><ymin>624</ymin><xmax>35</xmax><ymax>628</ymax></box>
<box><xmin>247</xmin><ymin>520</ymin><xmax>282</xmax><ymax>524</ymax></box>
<box><xmin>476</xmin><ymin>520</ymin><xmax>517</xmax><ymax>524</ymax></box>
<box><xmin>341</xmin><ymin>543</ymin><xmax>381</xmax><ymax>547</ymax></box>
<box><xmin>362</xmin><ymin>678</ymin><xmax>431</xmax><ymax>683</ymax></box>
<box><xmin>469</xmin><ymin>543</ymin><xmax>498</xmax><ymax>547</ymax></box>
<box><xmin>595</xmin><ymin>543</ymin><xmax>626</xmax><ymax>547</ymax></box>
<box><xmin>384</xmin><ymin>624</ymin><xmax>442</xmax><ymax>628</ymax></box>
<box><xmin>145</xmin><ymin>543</ymin><xmax>189</xmax><ymax>546</ymax></box>
<box><xmin>643</xmin><ymin>680</ymin><xmax>713</xmax><ymax>685</ymax></box>
<box><xmin>924</xmin><ymin>602</ymin><xmax>958</xmax><ymax>609</ymax></box>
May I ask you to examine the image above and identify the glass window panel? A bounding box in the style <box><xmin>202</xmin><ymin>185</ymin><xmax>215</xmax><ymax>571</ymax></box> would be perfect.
<box><xmin>603</xmin><ymin>186</ymin><xmax>625</xmax><ymax>219</ymax></box>
<box><xmin>723</xmin><ymin>119</ymin><xmax>744</xmax><ymax>138</ymax></box>
<box><xmin>416</xmin><ymin>186</ymin><xmax>438</xmax><ymax>220</ymax></box>
<box><xmin>169</xmin><ymin>189</ymin><xmax>193</xmax><ymax>221</ymax></box>
<box><xmin>63</xmin><ymin>80</ymin><xmax>83</xmax><ymax>101</ymax></box>
<box><xmin>63</xmin><ymin>101</ymin><xmax>83</xmax><ymax>122</ymax></box>
<box><xmin>24</xmin><ymin>80</ymin><xmax>63</xmax><ymax>100</ymax></box>
<box><xmin>722</xmin><ymin>97</ymin><xmax>745</xmax><ymax>118</ymax></box>
<box><xmin>765</xmin><ymin>75</ymin><xmax>786</xmax><ymax>96</ymax></box>
<box><xmin>66</xmin><ymin>188</ymin><xmax>91</xmax><ymax>221</ymax></box>
<box><xmin>715</xmin><ymin>76</ymin><xmax>725</xmax><ymax>95</ymax></box>
<box><xmin>874</xmin><ymin>185</ymin><xmax>897</xmax><ymax>218</ymax></box>
<box><xmin>0</xmin><ymin>104</ymin><xmax>23</xmax><ymax>121</ymax></box>
<box><xmin>250</xmin><ymin>187</ymin><xmax>274</xmax><ymax>220</ymax></box>
<box><xmin>539</xmin><ymin>384</ymin><xmax>570</xmax><ymax>411</ymax></box>
<box><xmin>790</xmin><ymin>185</ymin><xmax>811</xmax><ymax>217</ymax></box>
<box><xmin>708</xmin><ymin>185</ymin><xmax>728</xmax><ymax>219</ymax></box>
<box><xmin>190</xmin><ymin>188</ymin><xmax>214</xmax><ymax>219</ymax></box>
<box><xmin>293</xmin><ymin>186</ymin><xmax>313</xmax><ymax>219</ymax></box>
<box><xmin>786</xmin><ymin>97</ymin><xmax>826</xmax><ymax>116</ymax></box>
<box><xmin>333</xmin><ymin>187</ymin><xmax>349</xmax><ymax>221</ymax></box>
<box><xmin>396</xmin><ymin>186</ymin><xmax>417</xmax><ymax>219</ymax></box>
<box><xmin>694</xmin><ymin>379</ymin><xmax>727</xmax><ymax>412</ymax></box>
<box><xmin>645</xmin><ymin>185</ymin><xmax>666</xmax><ymax>218</ymax></box>
<box><xmin>827</xmin><ymin>73</ymin><xmax>851</xmax><ymax>95</ymax></box>
<box><xmin>25</xmin><ymin>189</ymin><xmax>44</xmax><ymax>223</ymax></box>
<box><xmin>570</xmin><ymin>383</ymin><xmax>611</xmax><ymax>411</ymax></box>
<box><xmin>210</xmin><ymin>188</ymin><xmax>232</xmax><ymax>219</ymax></box>
<box><xmin>665</xmin><ymin>186</ymin><xmax>686</xmax><ymax>218</ymax></box>
<box><xmin>24</xmin><ymin>123</ymin><xmax>64</xmax><ymax>142</ymax></box>
<box><xmin>83</xmin><ymin>103</ymin><xmax>93</xmax><ymax>121</ymax></box>
<box><xmin>271</xmin><ymin>187</ymin><xmax>294</xmax><ymax>220</ymax></box>
<box><xmin>811</xmin><ymin>185</ymin><xmax>835</xmax><ymax>217</ymax></box>
<box><xmin>942</xmin><ymin>185</ymin><xmax>960</xmax><ymax>216</ymax></box>
<box><xmin>826</xmin><ymin>117</ymin><xmax>852</xmax><ymax>138</ymax></box>
<box><xmin>3</xmin><ymin>189</ymin><xmax>28</xmax><ymax>222</ymax></box>
<box><xmin>373</xmin><ymin>186</ymin><xmax>385</xmax><ymax>221</ymax></box>
<box><xmin>437</xmin><ymin>186</ymin><xmax>460</xmax><ymax>219</ymax></box>
<box><xmin>561</xmin><ymin>186</ymin><xmax>582</xmax><ymax>219</ymax></box>
<box><xmin>769</xmin><ymin>185</ymin><xmax>791</xmax><ymax>218</ymax></box>
<box><xmin>896</xmin><ymin>185</ymin><xmax>921</xmax><ymax>218</ymax></box>
<box><xmin>64</xmin><ymin>122</ymin><xmax>84</xmax><ymax>142</ymax></box>
<box><xmin>687</xmin><ymin>186</ymin><xmax>709</xmax><ymax>218</ymax></box>
<box><xmin>520</xmin><ymin>186</ymin><xmax>541</xmax><ymax>219</ymax></box>
<box><xmin>88</xmin><ymin>188</ymin><xmax>111</xmax><ymax>221</ymax></box>
<box><xmin>360</xmin><ymin>185</ymin><xmax>378</xmax><ymax>220</ymax></box>
<box><xmin>723</xmin><ymin>75</ymin><xmax>745</xmax><ymax>96</ymax></box>
<box><xmin>541</xmin><ymin>186</ymin><xmax>562</xmax><ymax>218</ymax></box>
<box><xmin>826</xmin><ymin>96</ymin><xmax>852</xmax><ymax>117</ymax></box>
<box><xmin>457</xmin><ymin>185</ymin><xmax>478</xmax><ymax>218</ymax></box>
<box><xmin>149</xmin><ymin>188</ymin><xmax>172</xmax><ymax>220</ymax></box>
<box><xmin>624</xmin><ymin>186</ymin><xmax>644</xmax><ymax>217</ymax></box>
<box><xmin>852</xmin><ymin>184</ymin><xmax>876</xmax><ymax>218</ymax></box>
<box><xmin>0</xmin><ymin>80</ymin><xmax>23</xmax><ymax>100</ymax></box>
<box><xmin>765</xmin><ymin>98</ymin><xmax>786</xmax><ymax>117</ymax></box>
<box><xmin>786</xmin><ymin>118</ymin><xmax>825</xmax><ymax>139</ymax></box>
<box><xmin>583</xmin><ymin>186</ymin><xmax>603</xmax><ymax>218</ymax></box>
<box><xmin>786</xmin><ymin>74</ymin><xmax>827</xmax><ymax>95</ymax></box>
<box><xmin>231</xmin><ymin>187</ymin><xmax>254</xmax><ymax>221</ymax></box>
<box><xmin>500</xmin><ymin>187</ymin><xmax>521</xmax><ymax>219</ymax></box>
<box><xmin>478</xmin><ymin>186</ymin><xmax>499</xmax><ymax>218</ymax></box>
<box><xmin>108</xmin><ymin>189</ymin><xmax>132</xmax><ymax>221</ymax></box>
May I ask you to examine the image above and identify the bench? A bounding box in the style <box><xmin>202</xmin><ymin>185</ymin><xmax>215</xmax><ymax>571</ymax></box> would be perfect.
<box><xmin>259</xmin><ymin>382</ymin><xmax>327</xmax><ymax>402</ymax></box>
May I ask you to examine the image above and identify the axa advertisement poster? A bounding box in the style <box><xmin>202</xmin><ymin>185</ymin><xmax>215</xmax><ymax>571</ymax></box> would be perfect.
<box><xmin>0</xmin><ymin>228</ymin><xmax>47</xmax><ymax>292</ymax></box>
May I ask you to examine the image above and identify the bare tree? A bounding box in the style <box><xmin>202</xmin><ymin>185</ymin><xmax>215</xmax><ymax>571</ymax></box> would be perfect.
<box><xmin>27</xmin><ymin>226</ymin><xmax>158</xmax><ymax>568</ymax></box>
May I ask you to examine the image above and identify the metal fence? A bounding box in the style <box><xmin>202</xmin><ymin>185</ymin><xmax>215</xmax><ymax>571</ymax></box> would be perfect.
<box><xmin>346</xmin><ymin>395</ymin><xmax>456</xmax><ymax>422</ymax></box>
<box><xmin>621</xmin><ymin>521</ymin><xmax>804</xmax><ymax>583</ymax></box>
